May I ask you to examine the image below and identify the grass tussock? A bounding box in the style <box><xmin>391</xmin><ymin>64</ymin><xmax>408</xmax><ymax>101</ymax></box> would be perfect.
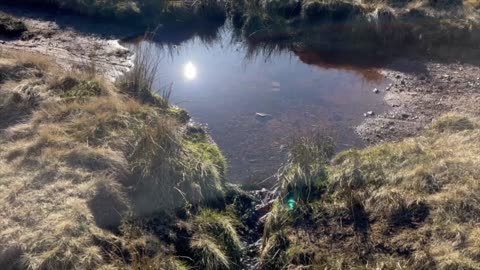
<box><xmin>278</xmin><ymin>131</ymin><xmax>334</xmax><ymax>200</ymax></box>
<box><xmin>0</xmin><ymin>51</ymin><xmax>61</xmax><ymax>130</ymax></box>
<box><xmin>0</xmin><ymin>50</ymin><xmax>229</xmax><ymax>269</ymax></box>
<box><xmin>190</xmin><ymin>209</ymin><xmax>243</xmax><ymax>270</ymax></box>
<box><xmin>117</xmin><ymin>42</ymin><xmax>170</xmax><ymax>106</ymax></box>
<box><xmin>261</xmin><ymin>113</ymin><xmax>480</xmax><ymax>269</ymax></box>
<box><xmin>0</xmin><ymin>12</ymin><xmax>27</xmax><ymax>37</ymax></box>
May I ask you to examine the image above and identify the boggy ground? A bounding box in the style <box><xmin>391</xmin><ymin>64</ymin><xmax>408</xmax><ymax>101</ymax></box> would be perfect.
<box><xmin>1</xmin><ymin>2</ymin><xmax>480</xmax><ymax>270</ymax></box>
<box><xmin>2</xmin><ymin>1</ymin><xmax>480</xmax><ymax>146</ymax></box>
<box><xmin>260</xmin><ymin>114</ymin><xmax>480</xmax><ymax>269</ymax></box>
<box><xmin>0</xmin><ymin>8</ymin><xmax>134</xmax><ymax>81</ymax></box>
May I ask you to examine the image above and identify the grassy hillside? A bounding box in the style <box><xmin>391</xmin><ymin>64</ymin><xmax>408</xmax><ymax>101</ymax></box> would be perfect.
<box><xmin>8</xmin><ymin>0</ymin><xmax>479</xmax><ymax>31</ymax></box>
<box><xmin>8</xmin><ymin>0</ymin><xmax>227</xmax><ymax>25</ymax></box>
<box><xmin>0</xmin><ymin>50</ymin><xmax>247</xmax><ymax>269</ymax></box>
<box><xmin>260</xmin><ymin>113</ymin><xmax>480</xmax><ymax>269</ymax></box>
<box><xmin>230</xmin><ymin>0</ymin><xmax>480</xmax><ymax>48</ymax></box>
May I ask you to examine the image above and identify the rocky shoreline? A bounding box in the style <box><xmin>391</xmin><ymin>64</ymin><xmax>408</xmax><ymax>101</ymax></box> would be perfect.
<box><xmin>358</xmin><ymin>60</ymin><xmax>480</xmax><ymax>144</ymax></box>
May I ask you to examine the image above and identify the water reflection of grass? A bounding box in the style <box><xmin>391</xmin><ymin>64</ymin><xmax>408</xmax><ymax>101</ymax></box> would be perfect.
<box><xmin>229</xmin><ymin>0</ymin><xmax>480</xmax><ymax>64</ymax></box>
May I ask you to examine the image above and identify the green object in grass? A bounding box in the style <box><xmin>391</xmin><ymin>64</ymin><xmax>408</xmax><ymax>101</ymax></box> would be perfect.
<box><xmin>287</xmin><ymin>198</ymin><xmax>296</xmax><ymax>210</ymax></box>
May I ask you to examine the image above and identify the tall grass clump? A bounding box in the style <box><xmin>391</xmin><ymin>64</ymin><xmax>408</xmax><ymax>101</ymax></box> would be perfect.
<box><xmin>117</xmin><ymin>40</ymin><xmax>171</xmax><ymax>107</ymax></box>
<box><xmin>190</xmin><ymin>209</ymin><xmax>243</xmax><ymax>270</ymax></box>
<box><xmin>260</xmin><ymin>114</ymin><xmax>480</xmax><ymax>269</ymax></box>
<box><xmin>278</xmin><ymin>131</ymin><xmax>335</xmax><ymax>201</ymax></box>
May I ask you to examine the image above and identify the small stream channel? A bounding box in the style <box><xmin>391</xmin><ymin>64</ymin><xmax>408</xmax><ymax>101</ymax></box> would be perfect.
<box><xmin>127</xmin><ymin>26</ymin><xmax>389</xmax><ymax>184</ymax></box>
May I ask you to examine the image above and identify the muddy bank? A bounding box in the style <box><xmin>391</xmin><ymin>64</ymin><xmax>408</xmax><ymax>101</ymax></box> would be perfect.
<box><xmin>358</xmin><ymin>60</ymin><xmax>480</xmax><ymax>143</ymax></box>
<box><xmin>0</xmin><ymin>14</ymin><xmax>134</xmax><ymax>80</ymax></box>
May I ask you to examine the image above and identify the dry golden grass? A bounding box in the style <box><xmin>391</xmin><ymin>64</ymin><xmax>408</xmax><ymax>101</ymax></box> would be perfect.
<box><xmin>262</xmin><ymin>113</ymin><xmax>480</xmax><ymax>269</ymax></box>
<box><xmin>466</xmin><ymin>0</ymin><xmax>480</xmax><ymax>8</ymax></box>
<box><xmin>0</xmin><ymin>50</ymin><xmax>228</xmax><ymax>269</ymax></box>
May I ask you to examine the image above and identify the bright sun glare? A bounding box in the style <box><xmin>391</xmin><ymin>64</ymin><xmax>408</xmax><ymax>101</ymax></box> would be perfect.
<box><xmin>184</xmin><ymin>61</ymin><xmax>197</xmax><ymax>80</ymax></box>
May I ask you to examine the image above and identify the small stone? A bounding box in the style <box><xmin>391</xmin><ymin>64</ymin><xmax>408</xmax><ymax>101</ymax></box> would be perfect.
<box><xmin>373</xmin><ymin>88</ymin><xmax>379</xmax><ymax>93</ymax></box>
<box><xmin>366</xmin><ymin>111</ymin><xmax>375</xmax><ymax>116</ymax></box>
<box><xmin>271</xmin><ymin>81</ymin><xmax>281</xmax><ymax>88</ymax></box>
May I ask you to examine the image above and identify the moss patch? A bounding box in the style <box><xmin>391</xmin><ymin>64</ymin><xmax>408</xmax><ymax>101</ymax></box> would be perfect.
<box><xmin>62</xmin><ymin>80</ymin><xmax>104</xmax><ymax>98</ymax></box>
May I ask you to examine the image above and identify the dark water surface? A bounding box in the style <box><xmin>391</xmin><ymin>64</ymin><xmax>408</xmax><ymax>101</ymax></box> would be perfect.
<box><xmin>129</xmin><ymin>27</ymin><xmax>388</xmax><ymax>184</ymax></box>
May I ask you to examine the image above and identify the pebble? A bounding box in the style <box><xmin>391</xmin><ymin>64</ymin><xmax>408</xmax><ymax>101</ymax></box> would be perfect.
<box><xmin>255</xmin><ymin>113</ymin><xmax>270</xmax><ymax>117</ymax></box>
<box><xmin>373</xmin><ymin>88</ymin><xmax>379</xmax><ymax>93</ymax></box>
<box><xmin>271</xmin><ymin>81</ymin><xmax>281</xmax><ymax>88</ymax></box>
<box><xmin>364</xmin><ymin>111</ymin><xmax>375</xmax><ymax>117</ymax></box>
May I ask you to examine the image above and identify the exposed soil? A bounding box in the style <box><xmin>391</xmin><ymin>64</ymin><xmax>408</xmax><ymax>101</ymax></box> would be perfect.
<box><xmin>358</xmin><ymin>60</ymin><xmax>480</xmax><ymax>143</ymax></box>
<box><xmin>0</xmin><ymin>14</ymin><xmax>133</xmax><ymax>80</ymax></box>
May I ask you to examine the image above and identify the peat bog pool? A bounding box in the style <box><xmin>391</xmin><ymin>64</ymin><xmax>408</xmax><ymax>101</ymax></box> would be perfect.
<box><xmin>127</xmin><ymin>26</ymin><xmax>389</xmax><ymax>184</ymax></box>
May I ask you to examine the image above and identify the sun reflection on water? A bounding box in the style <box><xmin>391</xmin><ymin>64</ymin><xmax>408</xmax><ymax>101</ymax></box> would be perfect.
<box><xmin>184</xmin><ymin>61</ymin><xmax>197</xmax><ymax>80</ymax></box>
